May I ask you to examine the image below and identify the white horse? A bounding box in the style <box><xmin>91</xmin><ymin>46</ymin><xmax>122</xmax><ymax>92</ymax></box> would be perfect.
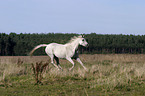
<box><xmin>30</xmin><ymin>35</ymin><xmax>88</xmax><ymax>71</ymax></box>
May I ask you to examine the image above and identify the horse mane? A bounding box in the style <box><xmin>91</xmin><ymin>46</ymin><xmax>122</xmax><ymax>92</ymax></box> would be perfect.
<box><xmin>66</xmin><ymin>35</ymin><xmax>82</xmax><ymax>44</ymax></box>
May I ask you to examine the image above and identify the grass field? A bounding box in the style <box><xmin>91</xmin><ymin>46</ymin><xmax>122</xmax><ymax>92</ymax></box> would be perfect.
<box><xmin>0</xmin><ymin>54</ymin><xmax>145</xmax><ymax>96</ymax></box>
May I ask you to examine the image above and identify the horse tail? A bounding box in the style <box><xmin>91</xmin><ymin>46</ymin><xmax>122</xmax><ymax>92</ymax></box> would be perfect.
<box><xmin>29</xmin><ymin>44</ymin><xmax>47</xmax><ymax>56</ymax></box>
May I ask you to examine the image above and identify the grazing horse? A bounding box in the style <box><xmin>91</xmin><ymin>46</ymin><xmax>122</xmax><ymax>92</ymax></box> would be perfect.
<box><xmin>30</xmin><ymin>35</ymin><xmax>88</xmax><ymax>71</ymax></box>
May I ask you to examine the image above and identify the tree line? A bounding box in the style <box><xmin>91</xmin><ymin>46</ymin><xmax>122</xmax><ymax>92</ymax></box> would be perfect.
<box><xmin>0</xmin><ymin>33</ymin><xmax>145</xmax><ymax>56</ymax></box>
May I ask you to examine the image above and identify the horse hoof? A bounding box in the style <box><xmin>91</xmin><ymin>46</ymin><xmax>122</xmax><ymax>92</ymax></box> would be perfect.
<box><xmin>69</xmin><ymin>69</ymin><xmax>72</xmax><ymax>71</ymax></box>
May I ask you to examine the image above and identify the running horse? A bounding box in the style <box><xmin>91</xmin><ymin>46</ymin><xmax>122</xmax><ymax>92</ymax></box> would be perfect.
<box><xmin>30</xmin><ymin>35</ymin><xmax>88</xmax><ymax>71</ymax></box>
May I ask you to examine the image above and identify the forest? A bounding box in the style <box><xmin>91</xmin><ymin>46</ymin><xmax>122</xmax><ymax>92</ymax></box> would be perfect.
<box><xmin>0</xmin><ymin>32</ymin><xmax>145</xmax><ymax>56</ymax></box>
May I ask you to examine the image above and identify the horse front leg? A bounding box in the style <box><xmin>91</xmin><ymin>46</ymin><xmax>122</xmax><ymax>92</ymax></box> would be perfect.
<box><xmin>76</xmin><ymin>58</ymin><xmax>87</xmax><ymax>71</ymax></box>
<box><xmin>66</xmin><ymin>57</ymin><xmax>75</xmax><ymax>71</ymax></box>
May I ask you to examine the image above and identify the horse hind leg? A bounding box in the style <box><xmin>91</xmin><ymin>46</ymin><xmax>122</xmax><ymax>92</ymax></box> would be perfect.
<box><xmin>54</xmin><ymin>55</ymin><xmax>63</xmax><ymax>70</ymax></box>
<box><xmin>49</xmin><ymin>55</ymin><xmax>60</xmax><ymax>70</ymax></box>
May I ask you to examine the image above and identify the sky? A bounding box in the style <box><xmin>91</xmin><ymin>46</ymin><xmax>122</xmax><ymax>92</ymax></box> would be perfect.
<box><xmin>0</xmin><ymin>0</ymin><xmax>145</xmax><ymax>35</ymax></box>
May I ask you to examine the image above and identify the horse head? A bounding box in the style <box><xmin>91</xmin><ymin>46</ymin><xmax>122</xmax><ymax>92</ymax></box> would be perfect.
<box><xmin>78</xmin><ymin>35</ymin><xmax>89</xmax><ymax>47</ymax></box>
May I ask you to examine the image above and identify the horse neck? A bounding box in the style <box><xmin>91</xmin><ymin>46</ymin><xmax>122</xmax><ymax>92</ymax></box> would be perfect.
<box><xmin>66</xmin><ymin>39</ymin><xmax>80</xmax><ymax>51</ymax></box>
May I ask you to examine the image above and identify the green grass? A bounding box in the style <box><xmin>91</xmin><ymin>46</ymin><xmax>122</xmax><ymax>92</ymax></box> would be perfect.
<box><xmin>1</xmin><ymin>73</ymin><xmax>145</xmax><ymax>96</ymax></box>
<box><xmin>1</xmin><ymin>54</ymin><xmax>145</xmax><ymax>96</ymax></box>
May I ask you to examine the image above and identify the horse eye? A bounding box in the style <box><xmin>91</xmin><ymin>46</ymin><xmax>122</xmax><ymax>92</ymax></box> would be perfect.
<box><xmin>82</xmin><ymin>39</ymin><xmax>85</xmax><ymax>41</ymax></box>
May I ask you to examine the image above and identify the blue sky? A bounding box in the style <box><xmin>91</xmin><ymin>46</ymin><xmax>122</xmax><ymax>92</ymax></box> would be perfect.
<box><xmin>0</xmin><ymin>0</ymin><xmax>145</xmax><ymax>35</ymax></box>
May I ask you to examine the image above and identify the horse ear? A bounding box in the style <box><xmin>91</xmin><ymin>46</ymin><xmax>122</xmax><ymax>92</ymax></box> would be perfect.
<box><xmin>78</xmin><ymin>34</ymin><xmax>85</xmax><ymax>38</ymax></box>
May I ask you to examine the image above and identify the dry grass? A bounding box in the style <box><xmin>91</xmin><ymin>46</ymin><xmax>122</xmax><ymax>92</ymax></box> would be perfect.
<box><xmin>0</xmin><ymin>54</ymin><xmax>145</xmax><ymax>95</ymax></box>
<box><xmin>31</xmin><ymin>61</ymin><xmax>49</xmax><ymax>84</ymax></box>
